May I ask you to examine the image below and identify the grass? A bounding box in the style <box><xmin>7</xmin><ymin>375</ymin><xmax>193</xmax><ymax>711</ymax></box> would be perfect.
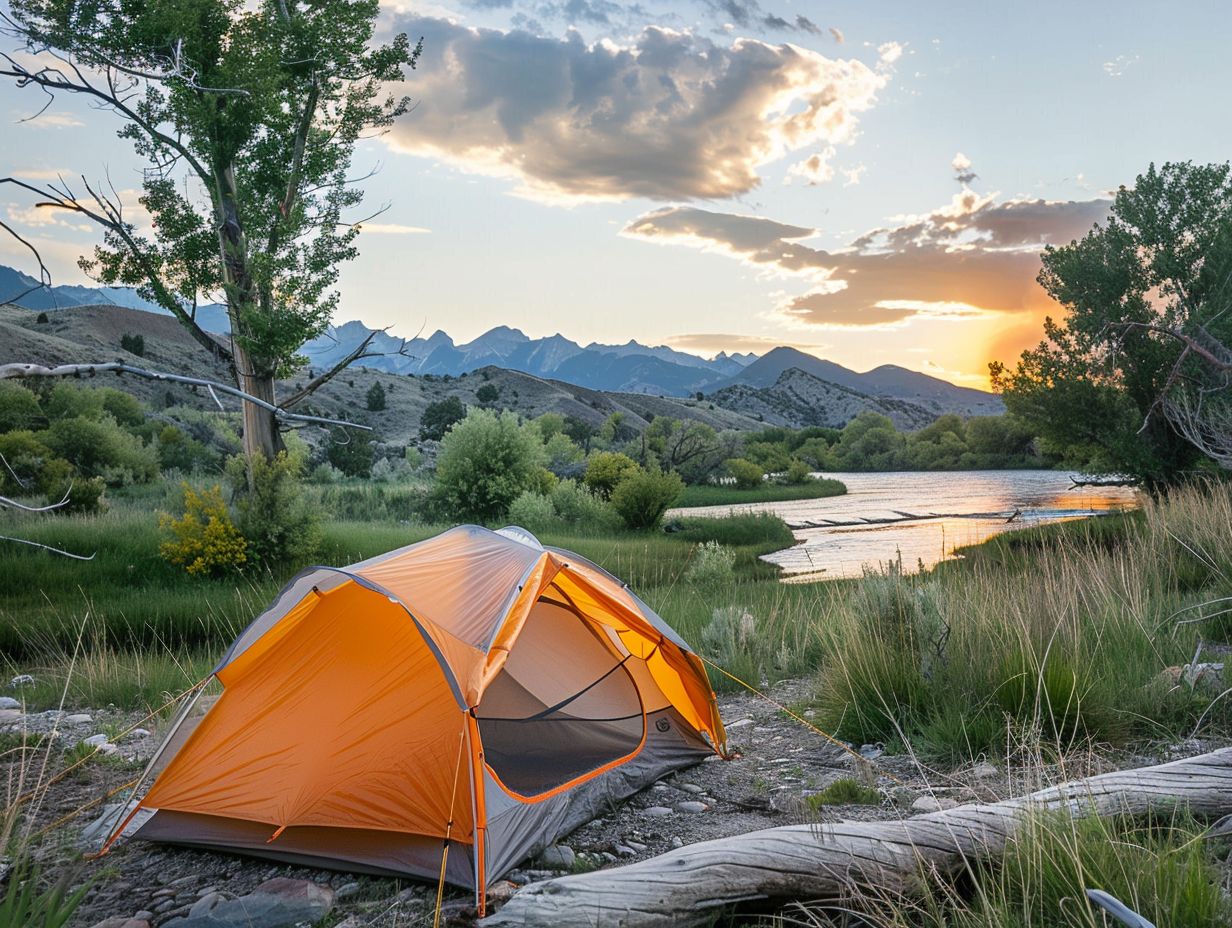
<box><xmin>778</xmin><ymin>808</ymin><xmax>1232</xmax><ymax>928</ymax></box>
<box><xmin>806</xmin><ymin>481</ymin><xmax>1232</xmax><ymax>764</ymax></box>
<box><xmin>805</xmin><ymin>778</ymin><xmax>881</xmax><ymax>808</ymax></box>
<box><xmin>6</xmin><ymin>477</ymin><xmax>1232</xmax><ymax>769</ymax></box>
<box><xmin>673</xmin><ymin>477</ymin><xmax>846</xmax><ymax>507</ymax></box>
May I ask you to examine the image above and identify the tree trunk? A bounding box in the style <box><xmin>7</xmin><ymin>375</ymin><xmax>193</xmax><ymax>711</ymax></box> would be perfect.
<box><xmin>233</xmin><ymin>343</ymin><xmax>284</xmax><ymax>464</ymax></box>
<box><xmin>484</xmin><ymin>748</ymin><xmax>1232</xmax><ymax>928</ymax></box>
<box><xmin>214</xmin><ymin>162</ymin><xmax>283</xmax><ymax>465</ymax></box>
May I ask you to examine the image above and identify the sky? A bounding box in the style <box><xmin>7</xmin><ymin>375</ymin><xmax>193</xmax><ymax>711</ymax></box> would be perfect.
<box><xmin>2</xmin><ymin>0</ymin><xmax>1230</xmax><ymax>388</ymax></box>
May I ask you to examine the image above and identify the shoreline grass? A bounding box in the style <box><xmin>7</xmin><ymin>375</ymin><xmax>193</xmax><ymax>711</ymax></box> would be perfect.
<box><xmin>673</xmin><ymin>477</ymin><xmax>846</xmax><ymax>508</ymax></box>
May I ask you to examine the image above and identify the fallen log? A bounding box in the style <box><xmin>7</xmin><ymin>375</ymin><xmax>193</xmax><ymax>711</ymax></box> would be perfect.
<box><xmin>485</xmin><ymin>748</ymin><xmax>1232</xmax><ymax>928</ymax></box>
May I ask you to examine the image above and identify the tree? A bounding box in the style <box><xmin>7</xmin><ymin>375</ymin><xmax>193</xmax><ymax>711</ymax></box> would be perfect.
<box><xmin>476</xmin><ymin>383</ymin><xmax>500</xmax><ymax>405</ymax></box>
<box><xmin>120</xmin><ymin>333</ymin><xmax>145</xmax><ymax>357</ymax></box>
<box><xmin>419</xmin><ymin>396</ymin><xmax>466</xmax><ymax>441</ymax></box>
<box><xmin>992</xmin><ymin>162</ymin><xmax>1232</xmax><ymax>487</ymax></box>
<box><xmin>435</xmin><ymin>409</ymin><xmax>546</xmax><ymax>521</ymax></box>
<box><xmin>366</xmin><ymin>381</ymin><xmax>387</xmax><ymax>412</ymax></box>
<box><xmin>0</xmin><ymin>0</ymin><xmax>420</xmax><ymax>465</ymax></box>
<box><xmin>583</xmin><ymin>451</ymin><xmax>640</xmax><ymax>500</ymax></box>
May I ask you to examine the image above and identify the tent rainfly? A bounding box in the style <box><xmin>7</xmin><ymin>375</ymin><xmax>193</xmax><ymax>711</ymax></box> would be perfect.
<box><xmin>103</xmin><ymin>525</ymin><xmax>727</xmax><ymax>914</ymax></box>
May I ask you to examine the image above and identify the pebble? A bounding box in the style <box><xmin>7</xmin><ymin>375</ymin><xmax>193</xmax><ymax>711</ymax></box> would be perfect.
<box><xmin>614</xmin><ymin>844</ymin><xmax>636</xmax><ymax>857</ymax></box>
<box><xmin>126</xmin><ymin>728</ymin><xmax>151</xmax><ymax>740</ymax></box>
<box><xmin>911</xmin><ymin>795</ymin><xmax>959</xmax><ymax>813</ymax></box>
<box><xmin>335</xmin><ymin>882</ymin><xmax>361</xmax><ymax>900</ymax></box>
<box><xmin>671</xmin><ymin>837</ymin><xmax>684</xmax><ymax>848</ymax></box>
<box><xmin>83</xmin><ymin>733</ymin><xmax>110</xmax><ymax>747</ymax></box>
<box><xmin>679</xmin><ymin>783</ymin><xmax>703</xmax><ymax>794</ymax></box>
<box><xmin>9</xmin><ymin>674</ymin><xmax>34</xmax><ymax>688</ymax></box>
<box><xmin>0</xmin><ymin>697</ymin><xmax>18</xmax><ymax>710</ymax></box>
<box><xmin>675</xmin><ymin>801</ymin><xmax>708</xmax><ymax>814</ymax></box>
<box><xmin>971</xmin><ymin>762</ymin><xmax>998</xmax><ymax>779</ymax></box>
<box><xmin>642</xmin><ymin>806</ymin><xmax>672</xmax><ymax>817</ymax></box>
<box><xmin>625</xmin><ymin>841</ymin><xmax>647</xmax><ymax>852</ymax></box>
<box><xmin>65</xmin><ymin>713</ymin><xmax>93</xmax><ymax>724</ymax></box>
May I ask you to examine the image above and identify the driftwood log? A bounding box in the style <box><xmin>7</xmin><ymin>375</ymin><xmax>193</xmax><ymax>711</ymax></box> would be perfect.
<box><xmin>486</xmin><ymin>748</ymin><xmax>1232</xmax><ymax>928</ymax></box>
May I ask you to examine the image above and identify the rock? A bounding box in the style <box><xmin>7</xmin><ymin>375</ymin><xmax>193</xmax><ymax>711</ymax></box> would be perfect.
<box><xmin>726</xmin><ymin>717</ymin><xmax>754</xmax><ymax>730</ymax></box>
<box><xmin>189</xmin><ymin>892</ymin><xmax>226</xmax><ymax>917</ymax></box>
<box><xmin>678</xmin><ymin>783</ymin><xmax>703</xmax><ymax>794</ymax></box>
<box><xmin>9</xmin><ymin>674</ymin><xmax>34</xmax><ymax>688</ymax></box>
<box><xmin>163</xmin><ymin>877</ymin><xmax>333</xmax><ymax>928</ymax></box>
<box><xmin>0</xmin><ymin>697</ymin><xmax>18</xmax><ymax>710</ymax></box>
<box><xmin>888</xmin><ymin>787</ymin><xmax>917</xmax><ymax>809</ymax></box>
<box><xmin>506</xmin><ymin>870</ymin><xmax>529</xmax><ymax>885</ymax></box>
<box><xmin>642</xmin><ymin>806</ymin><xmax>672</xmax><ymax>817</ymax></box>
<box><xmin>858</xmin><ymin>743</ymin><xmax>885</xmax><ymax>760</ymax></box>
<box><xmin>134</xmin><ymin>912</ymin><xmax>154</xmax><ymax>921</ymax></box>
<box><xmin>334</xmin><ymin>881</ymin><xmax>360</xmax><ymax>900</ymax></box>
<box><xmin>126</xmin><ymin>728</ymin><xmax>152</xmax><ymax>740</ymax></box>
<box><xmin>671</xmin><ymin>837</ymin><xmax>684</xmax><ymax>849</ymax></box>
<box><xmin>535</xmin><ymin>844</ymin><xmax>576</xmax><ymax>870</ymax></box>
<box><xmin>911</xmin><ymin>795</ymin><xmax>959</xmax><ymax>814</ymax></box>
<box><xmin>65</xmin><ymin>713</ymin><xmax>93</xmax><ymax>724</ymax></box>
<box><xmin>675</xmin><ymin>801</ymin><xmax>708</xmax><ymax>814</ymax></box>
<box><xmin>83</xmin><ymin>733</ymin><xmax>110</xmax><ymax>747</ymax></box>
<box><xmin>89</xmin><ymin>919</ymin><xmax>151</xmax><ymax>928</ymax></box>
<box><xmin>488</xmin><ymin>880</ymin><xmax>519</xmax><ymax>903</ymax></box>
<box><xmin>971</xmin><ymin>762</ymin><xmax>998</xmax><ymax>779</ymax></box>
<box><xmin>0</xmin><ymin>709</ymin><xmax>22</xmax><ymax>725</ymax></box>
<box><xmin>614</xmin><ymin>844</ymin><xmax>636</xmax><ymax>858</ymax></box>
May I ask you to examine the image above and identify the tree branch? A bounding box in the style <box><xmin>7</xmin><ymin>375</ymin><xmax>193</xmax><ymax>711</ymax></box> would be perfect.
<box><xmin>282</xmin><ymin>325</ymin><xmax>417</xmax><ymax>409</ymax></box>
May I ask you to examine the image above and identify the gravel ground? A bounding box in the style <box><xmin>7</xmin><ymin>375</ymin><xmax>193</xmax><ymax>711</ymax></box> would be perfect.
<box><xmin>1</xmin><ymin>681</ymin><xmax>1221</xmax><ymax>928</ymax></box>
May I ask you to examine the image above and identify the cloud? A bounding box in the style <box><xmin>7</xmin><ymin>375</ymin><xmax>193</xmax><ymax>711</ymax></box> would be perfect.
<box><xmin>386</xmin><ymin>17</ymin><xmax>887</xmax><ymax>202</ymax></box>
<box><xmin>355</xmin><ymin>222</ymin><xmax>432</xmax><ymax>235</ymax></box>
<box><xmin>829</xmin><ymin>27</ymin><xmax>845</xmax><ymax>44</ymax></box>
<box><xmin>951</xmin><ymin>151</ymin><xmax>976</xmax><ymax>185</ymax></box>
<box><xmin>1103</xmin><ymin>54</ymin><xmax>1139</xmax><ymax>77</ymax></box>
<box><xmin>622</xmin><ymin>191</ymin><xmax>1111</xmax><ymax>328</ymax></box>
<box><xmin>666</xmin><ymin>332</ymin><xmax>826</xmax><ymax>354</ymax></box>
<box><xmin>21</xmin><ymin>112</ymin><xmax>83</xmax><ymax>128</ymax></box>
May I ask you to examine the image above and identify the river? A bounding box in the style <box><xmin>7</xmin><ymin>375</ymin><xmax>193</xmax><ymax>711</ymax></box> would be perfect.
<box><xmin>668</xmin><ymin>470</ymin><xmax>1139</xmax><ymax>580</ymax></box>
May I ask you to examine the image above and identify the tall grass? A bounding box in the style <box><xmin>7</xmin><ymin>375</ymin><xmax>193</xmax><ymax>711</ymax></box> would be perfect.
<box><xmin>809</xmin><ymin>482</ymin><xmax>1232</xmax><ymax>763</ymax></box>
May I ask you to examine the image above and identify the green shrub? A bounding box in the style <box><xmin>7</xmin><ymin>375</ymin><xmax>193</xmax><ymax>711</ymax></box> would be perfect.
<box><xmin>226</xmin><ymin>452</ymin><xmax>321</xmax><ymax>565</ymax></box>
<box><xmin>549</xmin><ymin>479</ymin><xmax>620</xmax><ymax>531</ymax></box>
<box><xmin>724</xmin><ymin>457</ymin><xmax>764</xmax><ymax>489</ymax></box>
<box><xmin>0</xmin><ymin>383</ymin><xmax>42</xmax><ymax>431</ymax></box>
<box><xmin>544</xmin><ymin>431</ymin><xmax>584</xmax><ymax>468</ymax></box>
<box><xmin>39</xmin><ymin>460</ymin><xmax>106</xmax><ymax>514</ymax></box>
<box><xmin>158</xmin><ymin>483</ymin><xmax>248</xmax><ymax>576</ymax></box>
<box><xmin>43</xmin><ymin>383</ymin><xmax>105</xmax><ymax>421</ymax></box>
<box><xmin>610</xmin><ymin>468</ymin><xmax>683</xmax><ymax>530</ymax></box>
<box><xmin>434</xmin><ymin>408</ymin><xmax>547</xmax><ymax>521</ymax></box>
<box><xmin>784</xmin><ymin>458</ymin><xmax>814</xmax><ymax>485</ymax></box>
<box><xmin>120</xmin><ymin>332</ymin><xmax>145</xmax><ymax>356</ymax></box>
<box><xmin>583</xmin><ymin>451</ymin><xmax>640</xmax><ymax>500</ymax></box>
<box><xmin>476</xmin><ymin>383</ymin><xmax>499</xmax><ymax>404</ymax></box>
<box><xmin>156</xmin><ymin>425</ymin><xmax>217</xmax><ymax>473</ymax></box>
<box><xmin>684</xmin><ymin>540</ymin><xmax>736</xmax><ymax>588</ymax></box>
<box><xmin>42</xmin><ymin>416</ymin><xmax>158</xmax><ymax>485</ymax></box>
<box><xmin>366</xmin><ymin>381</ymin><xmax>387</xmax><ymax>411</ymax></box>
<box><xmin>507</xmin><ymin>490</ymin><xmax>558</xmax><ymax>532</ymax></box>
<box><xmin>325</xmin><ymin>428</ymin><xmax>375</xmax><ymax>477</ymax></box>
<box><xmin>0</xmin><ymin>430</ymin><xmax>55</xmax><ymax>494</ymax></box>
<box><xmin>419</xmin><ymin>396</ymin><xmax>466</xmax><ymax>441</ymax></box>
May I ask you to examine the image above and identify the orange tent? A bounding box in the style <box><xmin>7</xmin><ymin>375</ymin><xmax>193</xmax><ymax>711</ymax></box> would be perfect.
<box><xmin>108</xmin><ymin>525</ymin><xmax>726</xmax><ymax>913</ymax></box>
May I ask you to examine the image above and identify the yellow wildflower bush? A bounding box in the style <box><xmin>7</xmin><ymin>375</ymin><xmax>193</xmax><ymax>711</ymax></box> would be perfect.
<box><xmin>158</xmin><ymin>483</ymin><xmax>248</xmax><ymax>576</ymax></box>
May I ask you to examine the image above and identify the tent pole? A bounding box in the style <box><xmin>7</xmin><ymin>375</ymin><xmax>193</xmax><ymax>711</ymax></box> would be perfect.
<box><xmin>433</xmin><ymin>717</ymin><xmax>469</xmax><ymax>928</ymax></box>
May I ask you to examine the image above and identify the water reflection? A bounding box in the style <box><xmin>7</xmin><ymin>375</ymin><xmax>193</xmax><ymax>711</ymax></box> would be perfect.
<box><xmin>667</xmin><ymin>470</ymin><xmax>1138</xmax><ymax>581</ymax></box>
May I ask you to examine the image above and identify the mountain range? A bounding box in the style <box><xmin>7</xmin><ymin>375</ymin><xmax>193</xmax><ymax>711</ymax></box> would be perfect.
<box><xmin>0</xmin><ymin>264</ymin><xmax>1003</xmax><ymax>417</ymax></box>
